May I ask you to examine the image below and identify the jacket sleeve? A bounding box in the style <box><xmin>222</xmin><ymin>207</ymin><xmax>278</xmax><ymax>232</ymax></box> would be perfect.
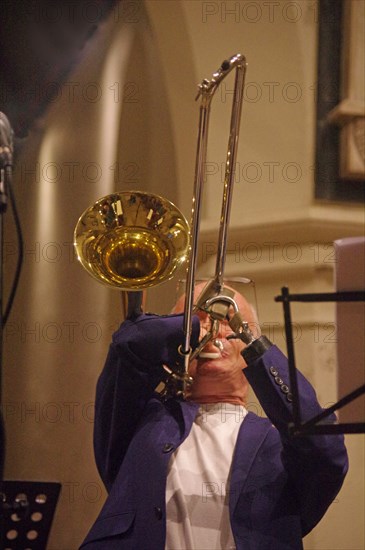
<box><xmin>93</xmin><ymin>313</ymin><xmax>200</xmax><ymax>490</ymax></box>
<box><xmin>243</xmin><ymin>344</ymin><xmax>349</xmax><ymax>536</ymax></box>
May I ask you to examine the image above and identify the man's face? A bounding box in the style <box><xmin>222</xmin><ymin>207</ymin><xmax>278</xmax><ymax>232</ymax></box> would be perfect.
<box><xmin>188</xmin><ymin>306</ymin><xmax>246</xmax><ymax>379</ymax></box>
<box><xmin>173</xmin><ymin>283</ymin><xmax>257</xmax><ymax>404</ymax></box>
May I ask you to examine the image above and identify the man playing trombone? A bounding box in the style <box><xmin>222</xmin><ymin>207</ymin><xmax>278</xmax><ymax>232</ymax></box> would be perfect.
<box><xmin>80</xmin><ymin>282</ymin><xmax>348</xmax><ymax>550</ymax></box>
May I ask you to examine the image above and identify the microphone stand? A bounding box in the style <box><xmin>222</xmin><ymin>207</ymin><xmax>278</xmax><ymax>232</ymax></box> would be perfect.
<box><xmin>0</xmin><ymin>114</ymin><xmax>13</xmax><ymax>480</ymax></box>
<box><xmin>0</xmin><ymin>115</ymin><xmax>62</xmax><ymax>550</ymax></box>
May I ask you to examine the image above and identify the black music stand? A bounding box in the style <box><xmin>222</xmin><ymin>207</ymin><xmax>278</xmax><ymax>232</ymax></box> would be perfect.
<box><xmin>275</xmin><ymin>287</ymin><xmax>365</xmax><ymax>436</ymax></box>
<box><xmin>0</xmin><ymin>480</ymin><xmax>61</xmax><ymax>550</ymax></box>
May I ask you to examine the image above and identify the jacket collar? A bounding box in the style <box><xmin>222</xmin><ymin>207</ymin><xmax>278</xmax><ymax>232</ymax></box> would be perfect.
<box><xmin>167</xmin><ymin>399</ymin><xmax>271</xmax><ymax>514</ymax></box>
<box><xmin>229</xmin><ymin>412</ymin><xmax>272</xmax><ymax>512</ymax></box>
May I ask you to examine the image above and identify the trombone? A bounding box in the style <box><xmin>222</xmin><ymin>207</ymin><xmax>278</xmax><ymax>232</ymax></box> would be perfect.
<box><xmin>74</xmin><ymin>53</ymin><xmax>254</xmax><ymax>399</ymax></box>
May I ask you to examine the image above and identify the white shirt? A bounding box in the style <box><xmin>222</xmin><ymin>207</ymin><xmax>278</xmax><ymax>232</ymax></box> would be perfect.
<box><xmin>165</xmin><ymin>403</ymin><xmax>248</xmax><ymax>550</ymax></box>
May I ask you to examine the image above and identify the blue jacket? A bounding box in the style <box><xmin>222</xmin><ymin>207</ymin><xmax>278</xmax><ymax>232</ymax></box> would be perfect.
<box><xmin>80</xmin><ymin>314</ymin><xmax>348</xmax><ymax>550</ymax></box>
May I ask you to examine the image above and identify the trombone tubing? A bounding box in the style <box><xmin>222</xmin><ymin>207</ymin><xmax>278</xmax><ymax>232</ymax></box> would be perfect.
<box><xmin>182</xmin><ymin>54</ymin><xmax>247</xmax><ymax>369</ymax></box>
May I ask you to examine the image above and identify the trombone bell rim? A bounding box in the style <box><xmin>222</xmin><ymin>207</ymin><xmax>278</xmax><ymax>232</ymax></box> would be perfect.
<box><xmin>74</xmin><ymin>190</ymin><xmax>190</xmax><ymax>290</ymax></box>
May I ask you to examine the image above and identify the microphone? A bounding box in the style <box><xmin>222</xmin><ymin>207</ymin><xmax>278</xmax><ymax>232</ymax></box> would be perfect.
<box><xmin>0</xmin><ymin>112</ymin><xmax>14</xmax><ymax>213</ymax></box>
<box><xmin>0</xmin><ymin>112</ymin><xmax>14</xmax><ymax>166</ymax></box>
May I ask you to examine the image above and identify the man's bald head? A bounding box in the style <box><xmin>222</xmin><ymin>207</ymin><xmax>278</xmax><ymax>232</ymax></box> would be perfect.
<box><xmin>172</xmin><ymin>280</ymin><xmax>260</xmax><ymax>336</ymax></box>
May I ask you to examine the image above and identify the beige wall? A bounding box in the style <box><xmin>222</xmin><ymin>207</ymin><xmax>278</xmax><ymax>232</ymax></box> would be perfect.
<box><xmin>3</xmin><ymin>1</ymin><xmax>364</xmax><ymax>549</ymax></box>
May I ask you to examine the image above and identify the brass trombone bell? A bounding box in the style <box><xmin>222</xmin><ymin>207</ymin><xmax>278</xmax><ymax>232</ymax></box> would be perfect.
<box><xmin>74</xmin><ymin>191</ymin><xmax>189</xmax><ymax>290</ymax></box>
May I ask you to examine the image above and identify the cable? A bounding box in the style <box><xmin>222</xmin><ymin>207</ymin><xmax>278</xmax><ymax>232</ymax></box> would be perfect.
<box><xmin>2</xmin><ymin>163</ymin><xmax>23</xmax><ymax>326</ymax></box>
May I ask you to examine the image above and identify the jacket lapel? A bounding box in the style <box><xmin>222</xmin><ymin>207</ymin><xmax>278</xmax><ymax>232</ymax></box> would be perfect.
<box><xmin>179</xmin><ymin>400</ymin><xmax>200</xmax><ymax>439</ymax></box>
<box><xmin>229</xmin><ymin>412</ymin><xmax>271</xmax><ymax>513</ymax></box>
